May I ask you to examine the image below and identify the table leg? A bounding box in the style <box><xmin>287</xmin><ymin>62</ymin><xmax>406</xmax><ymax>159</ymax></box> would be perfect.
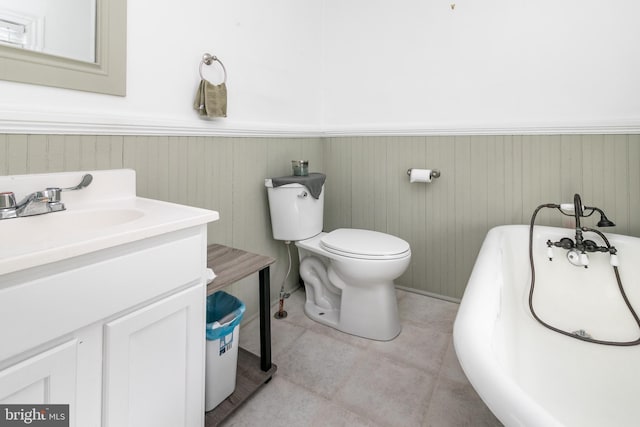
<box><xmin>258</xmin><ymin>266</ymin><xmax>272</xmax><ymax>371</ymax></box>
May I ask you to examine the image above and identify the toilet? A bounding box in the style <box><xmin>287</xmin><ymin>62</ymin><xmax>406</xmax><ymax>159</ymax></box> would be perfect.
<box><xmin>265</xmin><ymin>174</ymin><xmax>411</xmax><ymax>341</ymax></box>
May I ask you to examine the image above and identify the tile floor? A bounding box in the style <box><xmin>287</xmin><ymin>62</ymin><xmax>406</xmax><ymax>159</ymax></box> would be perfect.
<box><xmin>223</xmin><ymin>288</ymin><xmax>502</xmax><ymax>427</ymax></box>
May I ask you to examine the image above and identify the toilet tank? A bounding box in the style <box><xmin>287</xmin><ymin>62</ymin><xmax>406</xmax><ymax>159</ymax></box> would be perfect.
<box><xmin>265</xmin><ymin>179</ymin><xmax>324</xmax><ymax>241</ymax></box>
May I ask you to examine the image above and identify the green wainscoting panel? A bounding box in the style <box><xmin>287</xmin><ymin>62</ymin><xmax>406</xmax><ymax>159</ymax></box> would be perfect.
<box><xmin>2</xmin><ymin>133</ymin><xmax>639</xmax><ymax>303</ymax></box>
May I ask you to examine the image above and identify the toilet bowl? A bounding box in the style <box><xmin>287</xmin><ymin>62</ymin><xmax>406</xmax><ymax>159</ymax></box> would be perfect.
<box><xmin>265</xmin><ymin>175</ymin><xmax>411</xmax><ymax>341</ymax></box>
<box><xmin>296</xmin><ymin>229</ymin><xmax>410</xmax><ymax>340</ymax></box>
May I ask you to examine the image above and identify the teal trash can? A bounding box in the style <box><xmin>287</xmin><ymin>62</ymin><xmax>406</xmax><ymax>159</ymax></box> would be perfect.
<box><xmin>205</xmin><ymin>291</ymin><xmax>245</xmax><ymax>411</ymax></box>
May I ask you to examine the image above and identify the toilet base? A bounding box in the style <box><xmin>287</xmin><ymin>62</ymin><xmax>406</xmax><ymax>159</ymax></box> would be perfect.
<box><xmin>302</xmin><ymin>288</ymin><xmax>402</xmax><ymax>342</ymax></box>
<box><xmin>296</xmin><ymin>233</ymin><xmax>407</xmax><ymax>342</ymax></box>
<box><xmin>304</xmin><ymin>301</ymin><xmax>340</xmax><ymax>329</ymax></box>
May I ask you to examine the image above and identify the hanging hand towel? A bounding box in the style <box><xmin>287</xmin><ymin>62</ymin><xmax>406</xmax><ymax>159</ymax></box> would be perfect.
<box><xmin>194</xmin><ymin>79</ymin><xmax>227</xmax><ymax>118</ymax></box>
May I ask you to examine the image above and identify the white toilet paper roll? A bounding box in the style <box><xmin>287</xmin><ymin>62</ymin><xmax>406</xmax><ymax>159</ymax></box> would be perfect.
<box><xmin>409</xmin><ymin>169</ymin><xmax>432</xmax><ymax>183</ymax></box>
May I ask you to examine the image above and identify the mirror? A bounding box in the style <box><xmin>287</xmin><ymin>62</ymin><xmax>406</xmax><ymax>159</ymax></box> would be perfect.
<box><xmin>0</xmin><ymin>0</ymin><xmax>126</xmax><ymax>96</ymax></box>
<box><xmin>0</xmin><ymin>0</ymin><xmax>97</xmax><ymax>63</ymax></box>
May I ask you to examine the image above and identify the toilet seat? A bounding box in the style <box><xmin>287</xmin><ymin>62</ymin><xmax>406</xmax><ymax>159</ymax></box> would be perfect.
<box><xmin>320</xmin><ymin>229</ymin><xmax>410</xmax><ymax>260</ymax></box>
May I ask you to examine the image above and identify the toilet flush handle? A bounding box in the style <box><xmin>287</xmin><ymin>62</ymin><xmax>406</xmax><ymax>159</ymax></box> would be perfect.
<box><xmin>297</xmin><ymin>191</ymin><xmax>308</xmax><ymax>198</ymax></box>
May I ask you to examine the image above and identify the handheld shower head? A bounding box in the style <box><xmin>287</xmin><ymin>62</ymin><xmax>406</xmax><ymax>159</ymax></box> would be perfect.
<box><xmin>597</xmin><ymin>213</ymin><xmax>616</xmax><ymax>227</ymax></box>
<box><xmin>588</xmin><ymin>206</ymin><xmax>616</xmax><ymax>227</ymax></box>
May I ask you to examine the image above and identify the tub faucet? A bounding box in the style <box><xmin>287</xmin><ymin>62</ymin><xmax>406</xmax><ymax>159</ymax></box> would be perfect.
<box><xmin>573</xmin><ymin>193</ymin><xmax>585</xmax><ymax>253</ymax></box>
<box><xmin>545</xmin><ymin>193</ymin><xmax>618</xmax><ymax>267</ymax></box>
<box><xmin>573</xmin><ymin>194</ymin><xmax>583</xmax><ymax>227</ymax></box>
<box><xmin>0</xmin><ymin>173</ymin><xmax>93</xmax><ymax>220</ymax></box>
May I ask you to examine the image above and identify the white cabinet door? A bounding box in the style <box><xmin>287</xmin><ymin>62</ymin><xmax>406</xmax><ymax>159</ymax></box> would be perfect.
<box><xmin>0</xmin><ymin>339</ymin><xmax>78</xmax><ymax>425</ymax></box>
<box><xmin>102</xmin><ymin>285</ymin><xmax>205</xmax><ymax>427</ymax></box>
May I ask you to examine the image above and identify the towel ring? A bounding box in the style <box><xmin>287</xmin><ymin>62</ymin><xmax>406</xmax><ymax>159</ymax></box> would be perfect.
<box><xmin>199</xmin><ymin>52</ymin><xmax>227</xmax><ymax>84</ymax></box>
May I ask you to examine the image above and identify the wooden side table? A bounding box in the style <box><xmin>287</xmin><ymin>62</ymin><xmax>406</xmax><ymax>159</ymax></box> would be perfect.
<box><xmin>204</xmin><ymin>244</ymin><xmax>277</xmax><ymax>426</ymax></box>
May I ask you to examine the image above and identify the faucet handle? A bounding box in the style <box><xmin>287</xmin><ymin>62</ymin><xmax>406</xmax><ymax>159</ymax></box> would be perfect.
<box><xmin>546</xmin><ymin>240</ymin><xmax>554</xmax><ymax>261</ymax></box>
<box><xmin>45</xmin><ymin>188</ymin><xmax>62</xmax><ymax>203</ymax></box>
<box><xmin>0</xmin><ymin>191</ymin><xmax>17</xmax><ymax>209</ymax></box>
<box><xmin>579</xmin><ymin>252</ymin><xmax>590</xmax><ymax>267</ymax></box>
<box><xmin>61</xmin><ymin>174</ymin><xmax>93</xmax><ymax>192</ymax></box>
<box><xmin>610</xmin><ymin>253</ymin><xmax>619</xmax><ymax>267</ymax></box>
<box><xmin>30</xmin><ymin>189</ymin><xmax>60</xmax><ymax>202</ymax></box>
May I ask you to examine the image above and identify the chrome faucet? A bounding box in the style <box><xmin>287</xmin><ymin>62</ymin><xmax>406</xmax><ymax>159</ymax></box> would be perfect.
<box><xmin>16</xmin><ymin>188</ymin><xmax>65</xmax><ymax>217</ymax></box>
<box><xmin>0</xmin><ymin>174</ymin><xmax>93</xmax><ymax>220</ymax></box>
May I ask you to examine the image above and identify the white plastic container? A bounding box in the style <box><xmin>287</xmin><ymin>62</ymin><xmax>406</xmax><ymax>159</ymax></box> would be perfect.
<box><xmin>205</xmin><ymin>323</ymin><xmax>240</xmax><ymax>411</ymax></box>
<box><xmin>205</xmin><ymin>290</ymin><xmax>245</xmax><ymax>411</ymax></box>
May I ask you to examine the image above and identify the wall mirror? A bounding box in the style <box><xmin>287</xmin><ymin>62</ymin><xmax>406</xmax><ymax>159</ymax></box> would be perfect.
<box><xmin>0</xmin><ymin>0</ymin><xmax>126</xmax><ymax>96</ymax></box>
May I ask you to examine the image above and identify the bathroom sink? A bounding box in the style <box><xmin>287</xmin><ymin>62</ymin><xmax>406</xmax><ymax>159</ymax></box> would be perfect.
<box><xmin>3</xmin><ymin>208</ymin><xmax>145</xmax><ymax>239</ymax></box>
<box><xmin>69</xmin><ymin>208</ymin><xmax>146</xmax><ymax>229</ymax></box>
<box><xmin>0</xmin><ymin>206</ymin><xmax>147</xmax><ymax>271</ymax></box>
<box><xmin>0</xmin><ymin>169</ymin><xmax>219</xmax><ymax>276</ymax></box>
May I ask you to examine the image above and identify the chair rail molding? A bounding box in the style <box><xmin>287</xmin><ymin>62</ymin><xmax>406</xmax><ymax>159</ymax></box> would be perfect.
<box><xmin>1</xmin><ymin>109</ymin><xmax>639</xmax><ymax>137</ymax></box>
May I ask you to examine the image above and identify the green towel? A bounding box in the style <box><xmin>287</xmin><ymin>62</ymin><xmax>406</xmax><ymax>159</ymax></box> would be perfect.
<box><xmin>194</xmin><ymin>79</ymin><xmax>227</xmax><ymax>118</ymax></box>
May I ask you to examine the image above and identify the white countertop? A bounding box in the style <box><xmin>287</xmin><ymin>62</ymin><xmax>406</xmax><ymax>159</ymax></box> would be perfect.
<box><xmin>0</xmin><ymin>169</ymin><xmax>219</xmax><ymax>275</ymax></box>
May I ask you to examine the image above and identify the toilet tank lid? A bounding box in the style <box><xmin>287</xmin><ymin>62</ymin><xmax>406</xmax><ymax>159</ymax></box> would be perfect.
<box><xmin>265</xmin><ymin>173</ymin><xmax>326</xmax><ymax>199</ymax></box>
<box><xmin>321</xmin><ymin>229</ymin><xmax>410</xmax><ymax>257</ymax></box>
<box><xmin>265</xmin><ymin>179</ymin><xmax>304</xmax><ymax>188</ymax></box>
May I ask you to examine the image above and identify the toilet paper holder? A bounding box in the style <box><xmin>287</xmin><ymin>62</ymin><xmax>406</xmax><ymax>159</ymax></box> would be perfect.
<box><xmin>406</xmin><ymin>169</ymin><xmax>441</xmax><ymax>179</ymax></box>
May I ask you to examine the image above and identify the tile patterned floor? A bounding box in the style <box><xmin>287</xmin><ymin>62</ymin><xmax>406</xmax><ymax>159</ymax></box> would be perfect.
<box><xmin>222</xmin><ymin>289</ymin><xmax>502</xmax><ymax>427</ymax></box>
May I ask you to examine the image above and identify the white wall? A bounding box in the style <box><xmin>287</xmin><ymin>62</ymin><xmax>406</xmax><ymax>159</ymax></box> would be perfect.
<box><xmin>0</xmin><ymin>0</ymin><xmax>323</xmax><ymax>135</ymax></box>
<box><xmin>1</xmin><ymin>0</ymin><xmax>639</xmax><ymax>135</ymax></box>
<box><xmin>321</xmin><ymin>0</ymin><xmax>640</xmax><ymax>134</ymax></box>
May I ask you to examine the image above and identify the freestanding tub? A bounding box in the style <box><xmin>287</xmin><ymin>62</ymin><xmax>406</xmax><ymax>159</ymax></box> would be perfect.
<box><xmin>454</xmin><ymin>225</ymin><xmax>640</xmax><ymax>427</ymax></box>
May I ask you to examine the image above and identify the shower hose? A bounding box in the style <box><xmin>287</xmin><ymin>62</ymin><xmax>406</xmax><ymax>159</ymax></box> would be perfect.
<box><xmin>528</xmin><ymin>204</ymin><xmax>640</xmax><ymax>346</ymax></box>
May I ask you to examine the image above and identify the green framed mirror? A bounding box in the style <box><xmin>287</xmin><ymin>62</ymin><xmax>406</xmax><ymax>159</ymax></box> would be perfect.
<box><xmin>0</xmin><ymin>0</ymin><xmax>126</xmax><ymax>96</ymax></box>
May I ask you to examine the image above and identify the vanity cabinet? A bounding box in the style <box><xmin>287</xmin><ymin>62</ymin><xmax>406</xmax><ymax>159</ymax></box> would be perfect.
<box><xmin>103</xmin><ymin>284</ymin><xmax>203</xmax><ymax>427</ymax></box>
<box><xmin>0</xmin><ymin>226</ymin><xmax>210</xmax><ymax>427</ymax></box>
<box><xmin>0</xmin><ymin>339</ymin><xmax>79</xmax><ymax>406</ymax></box>
<box><xmin>0</xmin><ymin>169</ymin><xmax>218</xmax><ymax>427</ymax></box>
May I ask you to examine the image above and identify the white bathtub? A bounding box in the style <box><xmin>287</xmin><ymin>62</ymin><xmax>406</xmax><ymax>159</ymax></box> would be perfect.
<box><xmin>454</xmin><ymin>225</ymin><xmax>640</xmax><ymax>427</ymax></box>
